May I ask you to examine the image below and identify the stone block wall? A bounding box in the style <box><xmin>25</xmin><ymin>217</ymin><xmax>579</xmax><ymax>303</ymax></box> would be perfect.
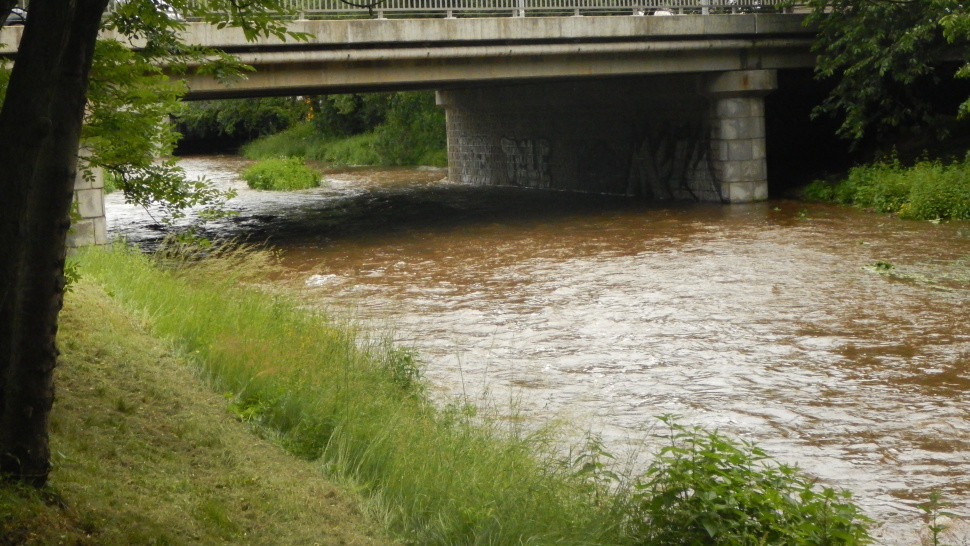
<box><xmin>66</xmin><ymin>166</ymin><xmax>107</xmax><ymax>247</ymax></box>
<box><xmin>439</xmin><ymin>70</ymin><xmax>776</xmax><ymax>203</ymax></box>
<box><xmin>706</xmin><ymin>70</ymin><xmax>776</xmax><ymax>202</ymax></box>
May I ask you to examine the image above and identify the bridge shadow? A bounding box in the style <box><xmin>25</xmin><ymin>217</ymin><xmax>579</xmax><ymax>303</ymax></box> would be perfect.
<box><xmin>209</xmin><ymin>182</ymin><xmax>728</xmax><ymax>248</ymax></box>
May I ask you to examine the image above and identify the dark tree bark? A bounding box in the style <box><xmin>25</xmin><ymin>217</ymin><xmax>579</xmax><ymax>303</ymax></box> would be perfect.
<box><xmin>0</xmin><ymin>1</ymin><xmax>16</xmax><ymax>26</ymax></box>
<box><xmin>0</xmin><ymin>0</ymin><xmax>108</xmax><ymax>486</ymax></box>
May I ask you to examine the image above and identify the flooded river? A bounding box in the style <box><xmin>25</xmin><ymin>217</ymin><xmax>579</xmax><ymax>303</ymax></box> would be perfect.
<box><xmin>107</xmin><ymin>155</ymin><xmax>970</xmax><ymax>543</ymax></box>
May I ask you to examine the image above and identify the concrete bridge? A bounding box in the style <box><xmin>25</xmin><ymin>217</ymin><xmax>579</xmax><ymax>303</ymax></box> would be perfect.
<box><xmin>1</xmin><ymin>6</ymin><xmax>817</xmax><ymax>243</ymax></box>
<box><xmin>162</xmin><ymin>13</ymin><xmax>813</xmax><ymax>204</ymax></box>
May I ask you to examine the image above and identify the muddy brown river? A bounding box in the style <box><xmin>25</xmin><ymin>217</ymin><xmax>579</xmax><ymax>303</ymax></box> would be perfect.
<box><xmin>107</xmin><ymin>155</ymin><xmax>970</xmax><ymax>543</ymax></box>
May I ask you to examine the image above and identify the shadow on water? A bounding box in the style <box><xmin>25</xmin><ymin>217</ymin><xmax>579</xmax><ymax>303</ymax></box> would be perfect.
<box><xmin>209</xmin><ymin>184</ymin><xmax>730</xmax><ymax>248</ymax></box>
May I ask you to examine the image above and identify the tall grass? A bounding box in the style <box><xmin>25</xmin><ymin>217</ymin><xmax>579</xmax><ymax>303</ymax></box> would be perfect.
<box><xmin>803</xmin><ymin>155</ymin><xmax>970</xmax><ymax>220</ymax></box>
<box><xmin>240</xmin><ymin>123</ymin><xmax>383</xmax><ymax>166</ymax></box>
<box><xmin>77</xmin><ymin>245</ymin><xmax>625</xmax><ymax>544</ymax></box>
<box><xmin>75</xmin><ymin>244</ymin><xmax>873</xmax><ymax>544</ymax></box>
<box><xmin>0</xmin><ymin>276</ymin><xmax>389</xmax><ymax>543</ymax></box>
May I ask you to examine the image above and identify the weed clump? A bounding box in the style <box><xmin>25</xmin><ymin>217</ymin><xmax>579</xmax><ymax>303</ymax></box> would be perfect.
<box><xmin>627</xmin><ymin>416</ymin><xmax>872</xmax><ymax>545</ymax></box>
<box><xmin>241</xmin><ymin>157</ymin><xmax>319</xmax><ymax>191</ymax></box>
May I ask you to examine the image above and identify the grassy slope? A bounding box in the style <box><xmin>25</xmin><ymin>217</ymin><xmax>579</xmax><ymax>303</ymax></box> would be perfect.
<box><xmin>71</xmin><ymin>246</ymin><xmax>623</xmax><ymax>545</ymax></box>
<box><xmin>0</xmin><ymin>279</ymin><xmax>392</xmax><ymax>545</ymax></box>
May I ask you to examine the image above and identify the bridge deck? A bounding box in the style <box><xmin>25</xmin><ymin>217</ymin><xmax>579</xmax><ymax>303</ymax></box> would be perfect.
<box><xmin>1</xmin><ymin>13</ymin><xmax>814</xmax><ymax>97</ymax></box>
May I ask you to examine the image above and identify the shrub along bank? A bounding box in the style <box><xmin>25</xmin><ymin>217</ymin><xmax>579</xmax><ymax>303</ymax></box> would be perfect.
<box><xmin>803</xmin><ymin>155</ymin><xmax>970</xmax><ymax>221</ymax></box>
<box><xmin>241</xmin><ymin>156</ymin><xmax>320</xmax><ymax>191</ymax></box>
<box><xmin>17</xmin><ymin>244</ymin><xmax>873</xmax><ymax>544</ymax></box>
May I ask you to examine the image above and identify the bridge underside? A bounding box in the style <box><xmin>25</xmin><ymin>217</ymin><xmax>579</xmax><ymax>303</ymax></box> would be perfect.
<box><xmin>439</xmin><ymin>69</ymin><xmax>775</xmax><ymax>203</ymax></box>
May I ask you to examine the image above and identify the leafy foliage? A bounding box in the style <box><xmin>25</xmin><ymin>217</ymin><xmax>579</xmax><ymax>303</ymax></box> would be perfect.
<box><xmin>176</xmin><ymin>97</ymin><xmax>311</xmax><ymax>142</ymax></box>
<box><xmin>808</xmin><ymin>0</ymin><xmax>970</xmax><ymax>143</ymax></box>
<box><xmin>919</xmin><ymin>490</ymin><xmax>959</xmax><ymax>546</ymax></box>
<box><xmin>241</xmin><ymin>91</ymin><xmax>446</xmax><ymax>167</ymax></box>
<box><xmin>628</xmin><ymin>416</ymin><xmax>871</xmax><ymax>545</ymax></box>
<box><xmin>4</xmin><ymin>0</ymin><xmax>312</xmax><ymax>230</ymax></box>
<box><xmin>311</xmin><ymin>93</ymin><xmax>391</xmax><ymax>137</ymax></box>
<box><xmin>803</xmin><ymin>155</ymin><xmax>970</xmax><ymax>220</ymax></box>
<box><xmin>79</xmin><ymin>40</ymin><xmax>233</xmax><ymax>226</ymax></box>
<box><xmin>242</xmin><ymin>157</ymin><xmax>320</xmax><ymax>190</ymax></box>
<box><xmin>373</xmin><ymin>91</ymin><xmax>447</xmax><ymax>166</ymax></box>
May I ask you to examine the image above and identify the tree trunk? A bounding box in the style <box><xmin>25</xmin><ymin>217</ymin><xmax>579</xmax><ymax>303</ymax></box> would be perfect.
<box><xmin>0</xmin><ymin>1</ymin><xmax>16</xmax><ymax>27</ymax></box>
<box><xmin>0</xmin><ymin>0</ymin><xmax>108</xmax><ymax>486</ymax></box>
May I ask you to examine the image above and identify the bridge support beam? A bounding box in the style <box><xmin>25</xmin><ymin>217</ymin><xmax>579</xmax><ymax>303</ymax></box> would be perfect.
<box><xmin>706</xmin><ymin>69</ymin><xmax>776</xmax><ymax>203</ymax></box>
<box><xmin>439</xmin><ymin>69</ymin><xmax>776</xmax><ymax>203</ymax></box>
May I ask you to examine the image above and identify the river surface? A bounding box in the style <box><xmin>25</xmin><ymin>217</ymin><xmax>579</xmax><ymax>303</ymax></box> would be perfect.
<box><xmin>107</xmin><ymin>155</ymin><xmax>970</xmax><ymax>543</ymax></box>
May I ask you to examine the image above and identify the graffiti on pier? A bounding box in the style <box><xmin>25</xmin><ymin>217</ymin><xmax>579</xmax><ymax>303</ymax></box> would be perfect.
<box><xmin>625</xmin><ymin>120</ymin><xmax>718</xmax><ymax>201</ymax></box>
<box><xmin>500</xmin><ymin>137</ymin><xmax>551</xmax><ymax>188</ymax></box>
<box><xmin>456</xmin><ymin>136</ymin><xmax>490</xmax><ymax>185</ymax></box>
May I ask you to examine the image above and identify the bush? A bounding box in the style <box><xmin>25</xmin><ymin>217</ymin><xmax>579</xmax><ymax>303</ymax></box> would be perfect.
<box><xmin>628</xmin><ymin>416</ymin><xmax>871</xmax><ymax>545</ymax></box>
<box><xmin>176</xmin><ymin>97</ymin><xmax>309</xmax><ymax>142</ymax></box>
<box><xmin>311</xmin><ymin>93</ymin><xmax>390</xmax><ymax>137</ymax></box>
<box><xmin>75</xmin><ymin>245</ymin><xmax>877</xmax><ymax>545</ymax></box>
<box><xmin>803</xmin><ymin>155</ymin><xmax>970</xmax><ymax>221</ymax></box>
<box><xmin>372</xmin><ymin>91</ymin><xmax>447</xmax><ymax>166</ymax></box>
<box><xmin>241</xmin><ymin>157</ymin><xmax>320</xmax><ymax>191</ymax></box>
<box><xmin>901</xmin><ymin>161</ymin><xmax>970</xmax><ymax>220</ymax></box>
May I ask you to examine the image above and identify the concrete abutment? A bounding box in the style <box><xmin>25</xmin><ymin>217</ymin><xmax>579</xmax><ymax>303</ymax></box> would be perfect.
<box><xmin>438</xmin><ymin>69</ymin><xmax>776</xmax><ymax>203</ymax></box>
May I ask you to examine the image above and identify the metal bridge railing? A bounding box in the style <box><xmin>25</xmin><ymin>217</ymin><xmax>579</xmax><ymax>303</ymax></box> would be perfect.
<box><xmin>176</xmin><ymin>0</ymin><xmax>796</xmax><ymax>20</ymax></box>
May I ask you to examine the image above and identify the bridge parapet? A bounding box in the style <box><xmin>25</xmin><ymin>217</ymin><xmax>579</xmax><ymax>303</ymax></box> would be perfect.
<box><xmin>114</xmin><ymin>13</ymin><xmax>809</xmax><ymax>99</ymax></box>
<box><xmin>175</xmin><ymin>12</ymin><xmax>810</xmax><ymax>51</ymax></box>
<box><xmin>176</xmin><ymin>0</ymin><xmax>799</xmax><ymax>19</ymax></box>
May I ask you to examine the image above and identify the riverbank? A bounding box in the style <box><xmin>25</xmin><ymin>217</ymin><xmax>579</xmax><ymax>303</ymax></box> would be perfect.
<box><xmin>62</xmin><ymin>244</ymin><xmax>630</xmax><ymax>544</ymax></box>
<box><xmin>2</xmin><ymin>244</ymin><xmax>875</xmax><ymax>544</ymax></box>
<box><xmin>802</xmin><ymin>154</ymin><xmax>970</xmax><ymax>221</ymax></box>
<box><xmin>0</xmin><ymin>277</ymin><xmax>390</xmax><ymax>544</ymax></box>
<box><xmin>97</xmin><ymin>155</ymin><xmax>970</xmax><ymax>542</ymax></box>
<box><xmin>239</xmin><ymin>121</ymin><xmax>446</xmax><ymax>169</ymax></box>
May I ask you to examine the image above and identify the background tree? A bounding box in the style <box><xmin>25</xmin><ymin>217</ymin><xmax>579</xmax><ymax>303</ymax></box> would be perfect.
<box><xmin>177</xmin><ymin>96</ymin><xmax>310</xmax><ymax>145</ymax></box>
<box><xmin>0</xmin><ymin>0</ymin><xmax>301</xmax><ymax>486</ymax></box>
<box><xmin>807</xmin><ymin>0</ymin><xmax>970</xmax><ymax>144</ymax></box>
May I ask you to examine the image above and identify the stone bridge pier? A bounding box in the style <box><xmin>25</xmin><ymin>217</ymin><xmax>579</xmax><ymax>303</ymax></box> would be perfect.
<box><xmin>438</xmin><ymin>69</ymin><xmax>776</xmax><ymax>203</ymax></box>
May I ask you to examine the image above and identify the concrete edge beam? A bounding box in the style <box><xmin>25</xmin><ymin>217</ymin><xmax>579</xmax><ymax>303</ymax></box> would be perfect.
<box><xmin>1</xmin><ymin>14</ymin><xmax>812</xmax><ymax>55</ymax></box>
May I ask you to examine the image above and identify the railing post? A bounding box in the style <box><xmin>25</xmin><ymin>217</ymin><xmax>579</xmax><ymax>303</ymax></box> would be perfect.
<box><xmin>701</xmin><ymin>0</ymin><xmax>710</xmax><ymax>14</ymax></box>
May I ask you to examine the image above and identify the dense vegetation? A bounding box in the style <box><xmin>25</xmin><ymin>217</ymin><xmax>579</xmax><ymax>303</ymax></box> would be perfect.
<box><xmin>807</xmin><ymin>0</ymin><xmax>970</xmax><ymax>144</ymax></box>
<box><xmin>178</xmin><ymin>91</ymin><xmax>447</xmax><ymax>167</ymax></box>
<box><xmin>633</xmin><ymin>418</ymin><xmax>870</xmax><ymax>544</ymax></box>
<box><xmin>7</xmin><ymin>244</ymin><xmax>869</xmax><ymax>544</ymax></box>
<box><xmin>175</xmin><ymin>97</ymin><xmax>308</xmax><ymax>144</ymax></box>
<box><xmin>241</xmin><ymin>156</ymin><xmax>321</xmax><ymax>191</ymax></box>
<box><xmin>803</xmin><ymin>155</ymin><xmax>970</xmax><ymax>221</ymax></box>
